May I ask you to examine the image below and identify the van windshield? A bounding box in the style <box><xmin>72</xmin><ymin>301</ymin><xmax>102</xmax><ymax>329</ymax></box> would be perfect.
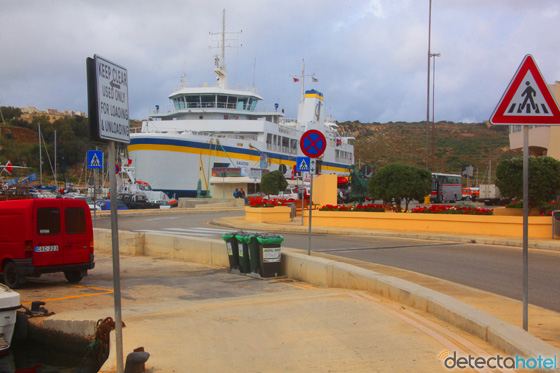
<box><xmin>37</xmin><ymin>208</ymin><xmax>60</xmax><ymax>235</ymax></box>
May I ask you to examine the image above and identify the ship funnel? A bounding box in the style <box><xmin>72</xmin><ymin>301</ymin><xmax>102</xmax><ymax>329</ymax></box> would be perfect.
<box><xmin>297</xmin><ymin>89</ymin><xmax>325</xmax><ymax>129</ymax></box>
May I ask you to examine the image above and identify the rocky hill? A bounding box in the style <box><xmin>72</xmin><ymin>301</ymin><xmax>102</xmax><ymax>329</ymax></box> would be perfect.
<box><xmin>337</xmin><ymin>120</ymin><xmax>521</xmax><ymax>182</ymax></box>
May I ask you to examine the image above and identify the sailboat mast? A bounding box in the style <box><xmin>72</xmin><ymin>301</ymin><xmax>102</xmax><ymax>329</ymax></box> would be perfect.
<box><xmin>38</xmin><ymin>122</ymin><xmax>42</xmax><ymax>184</ymax></box>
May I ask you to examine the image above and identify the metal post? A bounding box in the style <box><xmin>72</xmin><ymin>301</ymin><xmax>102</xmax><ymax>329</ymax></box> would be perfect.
<box><xmin>108</xmin><ymin>141</ymin><xmax>124</xmax><ymax>372</ymax></box>
<box><xmin>38</xmin><ymin>122</ymin><xmax>42</xmax><ymax>184</ymax></box>
<box><xmin>301</xmin><ymin>176</ymin><xmax>304</xmax><ymax>226</ymax></box>
<box><xmin>308</xmin><ymin>175</ymin><xmax>313</xmax><ymax>255</ymax></box>
<box><xmin>522</xmin><ymin>125</ymin><xmax>529</xmax><ymax>331</ymax></box>
<box><xmin>425</xmin><ymin>0</ymin><xmax>432</xmax><ymax>170</ymax></box>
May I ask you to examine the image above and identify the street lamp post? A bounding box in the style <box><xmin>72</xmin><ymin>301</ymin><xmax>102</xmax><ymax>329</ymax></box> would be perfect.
<box><xmin>430</xmin><ymin>52</ymin><xmax>440</xmax><ymax>170</ymax></box>
<box><xmin>426</xmin><ymin>0</ymin><xmax>432</xmax><ymax>170</ymax></box>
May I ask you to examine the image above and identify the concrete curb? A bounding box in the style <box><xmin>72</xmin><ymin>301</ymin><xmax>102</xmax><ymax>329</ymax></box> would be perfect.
<box><xmin>43</xmin><ymin>228</ymin><xmax>560</xmax><ymax>363</ymax></box>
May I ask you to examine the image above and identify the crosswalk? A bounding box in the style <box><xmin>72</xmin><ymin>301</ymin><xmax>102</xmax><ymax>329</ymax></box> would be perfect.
<box><xmin>133</xmin><ymin>227</ymin><xmax>232</xmax><ymax>238</ymax></box>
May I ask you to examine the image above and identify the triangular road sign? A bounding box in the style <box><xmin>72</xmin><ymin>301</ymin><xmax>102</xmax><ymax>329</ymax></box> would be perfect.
<box><xmin>490</xmin><ymin>55</ymin><xmax>560</xmax><ymax>125</ymax></box>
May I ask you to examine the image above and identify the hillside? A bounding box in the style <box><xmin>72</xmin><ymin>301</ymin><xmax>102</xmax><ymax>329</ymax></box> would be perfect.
<box><xmin>338</xmin><ymin>121</ymin><xmax>521</xmax><ymax>182</ymax></box>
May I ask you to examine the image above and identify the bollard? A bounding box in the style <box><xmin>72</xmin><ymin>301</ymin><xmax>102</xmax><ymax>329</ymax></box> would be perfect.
<box><xmin>124</xmin><ymin>348</ymin><xmax>150</xmax><ymax>373</ymax></box>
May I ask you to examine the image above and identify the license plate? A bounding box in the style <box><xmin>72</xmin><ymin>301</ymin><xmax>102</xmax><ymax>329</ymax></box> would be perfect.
<box><xmin>35</xmin><ymin>245</ymin><xmax>59</xmax><ymax>253</ymax></box>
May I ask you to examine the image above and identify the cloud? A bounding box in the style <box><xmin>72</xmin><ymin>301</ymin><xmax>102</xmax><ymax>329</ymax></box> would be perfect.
<box><xmin>1</xmin><ymin>0</ymin><xmax>560</xmax><ymax>124</ymax></box>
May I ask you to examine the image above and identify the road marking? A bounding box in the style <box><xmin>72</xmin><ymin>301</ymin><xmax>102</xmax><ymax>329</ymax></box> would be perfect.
<box><xmin>146</xmin><ymin>216</ymin><xmax>182</xmax><ymax>221</ymax></box>
<box><xmin>315</xmin><ymin>242</ymin><xmax>462</xmax><ymax>253</ymax></box>
<box><xmin>21</xmin><ymin>284</ymin><xmax>113</xmax><ymax>306</ymax></box>
<box><xmin>133</xmin><ymin>227</ymin><xmax>230</xmax><ymax>238</ymax></box>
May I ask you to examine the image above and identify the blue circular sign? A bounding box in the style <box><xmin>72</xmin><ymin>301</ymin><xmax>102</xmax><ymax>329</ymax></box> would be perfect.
<box><xmin>300</xmin><ymin>130</ymin><xmax>327</xmax><ymax>158</ymax></box>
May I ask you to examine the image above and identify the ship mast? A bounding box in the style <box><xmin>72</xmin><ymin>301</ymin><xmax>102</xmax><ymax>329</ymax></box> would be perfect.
<box><xmin>293</xmin><ymin>59</ymin><xmax>318</xmax><ymax>102</ymax></box>
<box><xmin>209</xmin><ymin>9</ymin><xmax>242</xmax><ymax>89</ymax></box>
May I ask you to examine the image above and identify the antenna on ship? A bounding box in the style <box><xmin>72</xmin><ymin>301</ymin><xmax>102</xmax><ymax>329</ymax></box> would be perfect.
<box><xmin>209</xmin><ymin>9</ymin><xmax>242</xmax><ymax>89</ymax></box>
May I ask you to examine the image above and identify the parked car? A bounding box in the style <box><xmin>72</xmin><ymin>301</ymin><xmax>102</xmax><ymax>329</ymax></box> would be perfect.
<box><xmin>96</xmin><ymin>199</ymin><xmax>128</xmax><ymax>211</ymax></box>
<box><xmin>154</xmin><ymin>200</ymin><xmax>171</xmax><ymax>209</ymax></box>
<box><xmin>264</xmin><ymin>187</ymin><xmax>301</xmax><ymax>201</ymax></box>
<box><xmin>0</xmin><ymin>199</ymin><xmax>95</xmax><ymax>288</ymax></box>
<box><xmin>65</xmin><ymin>195</ymin><xmax>101</xmax><ymax>211</ymax></box>
<box><xmin>117</xmin><ymin>193</ymin><xmax>160</xmax><ymax>209</ymax></box>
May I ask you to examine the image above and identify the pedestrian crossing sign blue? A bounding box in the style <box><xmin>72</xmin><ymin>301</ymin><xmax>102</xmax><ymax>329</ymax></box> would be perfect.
<box><xmin>87</xmin><ymin>150</ymin><xmax>103</xmax><ymax>169</ymax></box>
<box><xmin>296</xmin><ymin>156</ymin><xmax>310</xmax><ymax>172</ymax></box>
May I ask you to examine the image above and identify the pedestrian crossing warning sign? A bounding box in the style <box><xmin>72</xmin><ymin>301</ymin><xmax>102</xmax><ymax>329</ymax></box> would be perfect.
<box><xmin>87</xmin><ymin>150</ymin><xmax>103</xmax><ymax>169</ymax></box>
<box><xmin>490</xmin><ymin>55</ymin><xmax>560</xmax><ymax>126</ymax></box>
<box><xmin>296</xmin><ymin>156</ymin><xmax>310</xmax><ymax>172</ymax></box>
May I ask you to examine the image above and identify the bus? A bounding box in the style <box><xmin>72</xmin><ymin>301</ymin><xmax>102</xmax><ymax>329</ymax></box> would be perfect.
<box><xmin>431</xmin><ymin>173</ymin><xmax>462</xmax><ymax>203</ymax></box>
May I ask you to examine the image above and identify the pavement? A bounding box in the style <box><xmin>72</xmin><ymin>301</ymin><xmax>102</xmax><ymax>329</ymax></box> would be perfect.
<box><xmin>19</xmin><ymin>209</ymin><xmax>560</xmax><ymax>372</ymax></box>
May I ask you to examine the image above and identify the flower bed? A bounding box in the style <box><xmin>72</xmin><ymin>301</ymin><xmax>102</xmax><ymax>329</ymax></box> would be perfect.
<box><xmin>410</xmin><ymin>205</ymin><xmax>493</xmax><ymax>215</ymax></box>
<box><xmin>504</xmin><ymin>201</ymin><xmax>560</xmax><ymax>216</ymax></box>
<box><xmin>319</xmin><ymin>204</ymin><xmax>386</xmax><ymax>212</ymax></box>
<box><xmin>249</xmin><ymin>198</ymin><xmax>288</xmax><ymax>208</ymax></box>
<box><xmin>538</xmin><ymin>201</ymin><xmax>559</xmax><ymax>216</ymax></box>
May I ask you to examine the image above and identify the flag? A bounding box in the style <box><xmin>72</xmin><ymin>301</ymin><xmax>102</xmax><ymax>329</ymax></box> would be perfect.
<box><xmin>293</xmin><ymin>78</ymin><xmax>299</xmax><ymax>82</ymax></box>
<box><xmin>312</xmin><ymin>76</ymin><xmax>318</xmax><ymax>82</ymax></box>
<box><xmin>4</xmin><ymin>162</ymin><xmax>12</xmax><ymax>175</ymax></box>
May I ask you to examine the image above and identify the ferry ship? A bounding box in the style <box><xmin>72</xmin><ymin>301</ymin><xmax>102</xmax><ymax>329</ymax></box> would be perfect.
<box><xmin>128</xmin><ymin>25</ymin><xmax>354</xmax><ymax>199</ymax></box>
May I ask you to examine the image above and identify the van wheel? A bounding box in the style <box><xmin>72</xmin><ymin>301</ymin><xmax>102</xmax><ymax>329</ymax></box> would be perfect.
<box><xmin>3</xmin><ymin>261</ymin><xmax>21</xmax><ymax>289</ymax></box>
<box><xmin>64</xmin><ymin>271</ymin><xmax>84</xmax><ymax>283</ymax></box>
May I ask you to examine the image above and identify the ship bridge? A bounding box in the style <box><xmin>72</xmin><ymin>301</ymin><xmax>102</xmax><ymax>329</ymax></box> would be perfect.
<box><xmin>148</xmin><ymin>87</ymin><xmax>283</xmax><ymax>123</ymax></box>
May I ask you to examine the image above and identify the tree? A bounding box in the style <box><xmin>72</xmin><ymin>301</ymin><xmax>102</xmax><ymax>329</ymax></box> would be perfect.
<box><xmin>260</xmin><ymin>170</ymin><xmax>288</xmax><ymax>198</ymax></box>
<box><xmin>367</xmin><ymin>163</ymin><xmax>432</xmax><ymax>212</ymax></box>
<box><xmin>495</xmin><ymin>156</ymin><xmax>560</xmax><ymax>205</ymax></box>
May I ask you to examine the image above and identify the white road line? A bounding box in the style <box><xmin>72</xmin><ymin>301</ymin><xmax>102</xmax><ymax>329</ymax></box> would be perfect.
<box><xmin>133</xmin><ymin>228</ymin><xmax>227</xmax><ymax>237</ymax></box>
<box><xmin>164</xmin><ymin>227</ymin><xmax>228</xmax><ymax>233</ymax></box>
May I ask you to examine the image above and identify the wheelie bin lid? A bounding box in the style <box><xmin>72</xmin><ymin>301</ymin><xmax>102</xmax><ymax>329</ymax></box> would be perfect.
<box><xmin>256</xmin><ymin>234</ymin><xmax>284</xmax><ymax>245</ymax></box>
<box><xmin>235</xmin><ymin>232</ymin><xmax>257</xmax><ymax>243</ymax></box>
<box><xmin>222</xmin><ymin>231</ymin><xmax>240</xmax><ymax>242</ymax></box>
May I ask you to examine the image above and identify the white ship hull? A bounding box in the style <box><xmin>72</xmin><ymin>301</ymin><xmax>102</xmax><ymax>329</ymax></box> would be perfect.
<box><xmin>129</xmin><ymin>131</ymin><xmax>353</xmax><ymax>198</ymax></box>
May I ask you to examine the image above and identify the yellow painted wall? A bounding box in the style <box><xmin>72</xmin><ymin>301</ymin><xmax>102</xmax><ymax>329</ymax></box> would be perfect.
<box><xmin>304</xmin><ymin>211</ymin><xmax>551</xmax><ymax>239</ymax></box>
<box><xmin>312</xmin><ymin>174</ymin><xmax>337</xmax><ymax>206</ymax></box>
<box><xmin>245</xmin><ymin>206</ymin><xmax>292</xmax><ymax>223</ymax></box>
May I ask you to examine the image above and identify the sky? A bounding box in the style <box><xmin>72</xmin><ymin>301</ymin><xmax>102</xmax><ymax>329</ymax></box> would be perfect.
<box><xmin>1</xmin><ymin>0</ymin><xmax>560</xmax><ymax>124</ymax></box>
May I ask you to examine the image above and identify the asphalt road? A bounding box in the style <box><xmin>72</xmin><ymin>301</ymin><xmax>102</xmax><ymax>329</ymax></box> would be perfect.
<box><xmin>94</xmin><ymin>210</ymin><xmax>560</xmax><ymax>312</ymax></box>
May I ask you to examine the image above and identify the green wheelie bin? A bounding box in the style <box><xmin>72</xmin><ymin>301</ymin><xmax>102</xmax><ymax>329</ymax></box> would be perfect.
<box><xmin>222</xmin><ymin>231</ymin><xmax>240</xmax><ymax>271</ymax></box>
<box><xmin>255</xmin><ymin>234</ymin><xmax>284</xmax><ymax>277</ymax></box>
<box><xmin>235</xmin><ymin>232</ymin><xmax>253</xmax><ymax>274</ymax></box>
<box><xmin>247</xmin><ymin>235</ymin><xmax>262</xmax><ymax>274</ymax></box>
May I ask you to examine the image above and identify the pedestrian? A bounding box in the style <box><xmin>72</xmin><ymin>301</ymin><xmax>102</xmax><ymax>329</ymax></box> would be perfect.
<box><xmin>233</xmin><ymin>188</ymin><xmax>239</xmax><ymax>198</ymax></box>
<box><xmin>239</xmin><ymin>188</ymin><xmax>249</xmax><ymax>205</ymax></box>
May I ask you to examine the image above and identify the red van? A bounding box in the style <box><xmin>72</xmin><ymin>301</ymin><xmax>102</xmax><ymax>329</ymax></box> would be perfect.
<box><xmin>0</xmin><ymin>199</ymin><xmax>95</xmax><ymax>288</ymax></box>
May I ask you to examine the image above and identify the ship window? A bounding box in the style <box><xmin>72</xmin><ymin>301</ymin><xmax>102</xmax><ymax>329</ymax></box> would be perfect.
<box><xmin>217</xmin><ymin>95</ymin><xmax>228</xmax><ymax>109</ymax></box>
<box><xmin>200</xmin><ymin>95</ymin><xmax>215</xmax><ymax>108</ymax></box>
<box><xmin>237</xmin><ymin>97</ymin><xmax>247</xmax><ymax>110</ymax></box>
<box><xmin>185</xmin><ymin>95</ymin><xmax>200</xmax><ymax>109</ymax></box>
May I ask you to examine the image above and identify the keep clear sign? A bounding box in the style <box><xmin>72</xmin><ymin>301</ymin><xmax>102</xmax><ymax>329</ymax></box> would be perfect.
<box><xmin>95</xmin><ymin>55</ymin><xmax>130</xmax><ymax>143</ymax></box>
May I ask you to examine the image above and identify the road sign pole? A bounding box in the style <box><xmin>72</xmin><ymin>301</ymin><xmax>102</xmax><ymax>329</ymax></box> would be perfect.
<box><xmin>523</xmin><ymin>125</ymin><xmax>529</xmax><ymax>331</ymax></box>
<box><xmin>308</xmin><ymin>176</ymin><xmax>313</xmax><ymax>255</ymax></box>
<box><xmin>108</xmin><ymin>141</ymin><xmax>124</xmax><ymax>372</ymax></box>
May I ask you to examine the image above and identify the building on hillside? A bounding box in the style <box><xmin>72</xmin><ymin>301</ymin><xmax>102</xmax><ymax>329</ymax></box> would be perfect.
<box><xmin>19</xmin><ymin>107</ymin><xmax>86</xmax><ymax>123</ymax></box>
<box><xmin>508</xmin><ymin>81</ymin><xmax>560</xmax><ymax>160</ymax></box>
